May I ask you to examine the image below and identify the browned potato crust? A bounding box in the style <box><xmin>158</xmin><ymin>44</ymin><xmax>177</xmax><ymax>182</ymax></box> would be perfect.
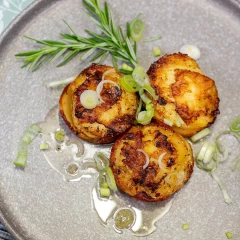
<box><xmin>59</xmin><ymin>64</ymin><xmax>138</xmax><ymax>144</ymax></box>
<box><xmin>110</xmin><ymin>123</ymin><xmax>194</xmax><ymax>202</ymax></box>
<box><xmin>147</xmin><ymin>53</ymin><xmax>220</xmax><ymax>137</ymax></box>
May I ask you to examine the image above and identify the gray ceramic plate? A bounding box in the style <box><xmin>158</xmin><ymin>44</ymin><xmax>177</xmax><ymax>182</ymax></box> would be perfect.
<box><xmin>0</xmin><ymin>0</ymin><xmax>240</xmax><ymax>239</ymax></box>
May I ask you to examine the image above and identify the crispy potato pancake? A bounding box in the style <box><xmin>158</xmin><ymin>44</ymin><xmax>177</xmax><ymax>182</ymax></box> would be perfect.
<box><xmin>59</xmin><ymin>64</ymin><xmax>138</xmax><ymax>144</ymax></box>
<box><xmin>110</xmin><ymin>123</ymin><xmax>194</xmax><ymax>202</ymax></box>
<box><xmin>147</xmin><ymin>53</ymin><xmax>220</xmax><ymax>137</ymax></box>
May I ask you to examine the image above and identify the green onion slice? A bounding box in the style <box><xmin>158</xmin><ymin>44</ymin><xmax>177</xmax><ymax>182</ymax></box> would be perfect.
<box><xmin>100</xmin><ymin>187</ymin><xmax>111</xmax><ymax>197</ymax></box>
<box><xmin>182</xmin><ymin>224</ymin><xmax>189</xmax><ymax>230</ymax></box>
<box><xmin>211</xmin><ymin>168</ymin><xmax>232</xmax><ymax>204</ymax></box>
<box><xmin>197</xmin><ymin>141</ymin><xmax>210</xmax><ymax>161</ymax></box>
<box><xmin>215</xmin><ymin>130</ymin><xmax>240</xmax><ymax>154</ymax></box>
<box><xmin>80</xmin><ymin>90</ymin><xmax>99</xmax><ymax>109</ymax></box>
<box><xmin>130</xmin><ymin>19</ymin><xmax>144</xmax><ymax>42</ymax></box>
<box><xmin>40</xmin><ymin>143</ymin><xmax>50</xmax><ymax>150</ymax></box>
<box><xmin>93</xmin><ymin>152</ymin><xmax>109</xmax><ymax>170</ymax></box>
<box><xmin>140</xmin><ymin>84</ymin><xmax>158</xmax><ymax>100</ymax></box>
<box><xmin>203</xmin><ymin>143</ymin><xmax>216</xmax><ymax>164</ymax></box>
<box><xmin>14</xmin><ymin>124</ymin><xmax>41</xmax><ymax>168</ymax></box>
<box><xmin>46</xmin><ymin>76</ymin><xmax>76</xmax><ymax>88</ymax></box>
<box><xmin>137</xmin><ymin>110</ymin><xmax>153</xmax><ymax>125</ymax></box>
<box><xmin>225</xmin><ymin>232</ymin><xmax>233</xmax><ymax>239</ymax></box>
<box><xmin>105</xmin><ymin>167</ymin><xmax>118</xmax><ymax>192</ymax></box>
<box><xmin>140</xmin><ymin>93</ymin><xmax>151</xmax><ymax>104</ymax></box>
<box><xmin>230</xmin><ymin>116</ymin><xmax>240</xmax><ymax>132</ymax></box>
<box><xmin>164</xmin><ymin>118</ymin><xmax>173</xmax><ymax>127</ymax></box>
<box><xmin>120</xmin><ymin>75</ymin><xmax>139</xmax><ymax>93</ymax></box>
<box><xmin>143</xmin><ymin>35</ymin><xmax>161</xmax><ymax>43</ymax></box>
<box><xmin>232</xmin><ymin>155</ymin><xmax>240</xmax><ymax>171</ymax></box>
<box><xmin>132</xmin><ymin>65</ymin><xmax>148</xmax><ymax>86</ymax></box>
<box><xmin>190</xmin><ymin>128</ymin><xmax>211</xmax><ymax>143</ymax></box>
<box><xmin>122</xmin><ymin>63</ymin><xmax>133</xmax><ymax>72</ymax></box>
<box><xmin>54</xmin><ymin>129</ymin><xmax>65</xmax><ymax>142</ymax></box>
<box><xmin>153</xmin><ymin>46</ymin><xmax>161</xmax><ymax>57</ymax></box>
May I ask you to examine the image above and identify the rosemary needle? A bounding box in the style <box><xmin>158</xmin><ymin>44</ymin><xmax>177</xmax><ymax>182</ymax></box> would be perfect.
<box><xmin>15</xmin><ymin>0</ymin><xmax>139</xmax><ymax>71</ymax></box>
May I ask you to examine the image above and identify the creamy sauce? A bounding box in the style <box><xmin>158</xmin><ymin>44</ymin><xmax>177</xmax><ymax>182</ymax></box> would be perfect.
<box><xmin>40</xmin><ymin>105</ymin><xmax>174</xmax><ymax>236</ymax></box>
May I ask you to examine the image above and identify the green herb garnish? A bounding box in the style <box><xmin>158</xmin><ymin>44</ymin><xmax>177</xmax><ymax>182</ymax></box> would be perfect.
<box><xmin>15</xmin><ymin>0</ymin><xmax>139</xmax><ymax>71</ymax></box>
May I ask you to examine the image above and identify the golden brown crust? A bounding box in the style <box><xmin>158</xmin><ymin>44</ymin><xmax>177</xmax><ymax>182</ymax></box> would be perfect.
<box><xmin>110</xmin><ymin>123</ymin><xmax>194</xmax><ymax>202</ymax></box>
<box><xmin>59</xmin><ymin>64</ymin><xmax>138</xmax><ymax>144</ymax></box>
<box><xmin>147</xmin><ymin>53</ymin><xmax>220</xmax><ymax>137</ymax></box>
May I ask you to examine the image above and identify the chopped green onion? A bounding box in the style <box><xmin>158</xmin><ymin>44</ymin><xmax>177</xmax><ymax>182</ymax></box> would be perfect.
<box><xmin>182</xmin><ymin>224</ymin><xmax>189</xmax><ymax>230</ymax></box>
<box><xmin>197</xmin><ymin>141</ymin><xmax>210</xmax><ymax>161</ymax></box>
<box><xmin>196</xmin><ymin>158</ymin><xmax>216</xmax><ymax>172</ymax></box>
<box><xmin>146</xmin><ymin>103</ymin><xmax>154</xmax><ymax>111</ymax></box>
<box><xmin>164</xmin><ymin>118</ymin><xmax>173</xmax><ymax>127</ymax></box>
<box><xmin>140</xmin><ymin>85</ymin><xmax>158</xmax><ymax>100</ymax></box>
<box><xmin>14</xmin><ymin>124</ymin><xmax>41</xmax><ymax>168</ymax></box>
<box><xmin>175</xmin><ymin>115</ymin><xmax>185</xmax><ymax>127</ymax></box>
<box><xmin>132</xmin><ymin>65</ymin><xmax>148</xmax><ymax>86</ymax></box>
<box><xmin>211</xmin><ymin>168</ymin><xmax>232</xmax><ymax>204</ymax></box>
<box><xmin>93</xmin><ymin>152</ymin><xmax>109</xmax><ymax>170</ymax></box>
<box><xmin>143</xmin><ymin>35</ymin><xmax>161</xmax><ymax>43</ymax></box>
<box><xmin>215</xmin><ymin>130</ymin><xmax>240</xmax><ymax>154</ymax></box>
<box><xmin>100</xmin><ymin>187</ymin><xmax>111</xmax><ymax>197</ymax></box>
<box><xmin>140</xmin><ymin>93</ymin><xmax>151</xmax><ymax>104</ymax></box>
<box><xmin>190</xmin><ymin>128</ymin><xmax>211</xmax><ymax>143</ymax></box>
<box><xmin>80</xmin><ymin>90</ymin><xmax>99</xmax><ymax>109</ymax></box>
<box><xmin>120</xmin><ymin>75</ymin><xmax>139</xmax><ymax>93</ymax></box>
<box><xmin>225</xmin><ymin>232</ymin><xmax>233</xmax><ymax>239</ymax></box>
<box><xmin>101</xmin><ymin>182</ymin><xmax>109</xmax><ymax>188</ymax></box>
<box><xmin>55</xmin><ymin>129</ymin><xmax>65</xmax><ymax>142</ymax></box>
<box><xmin>96</xmin><ymin>80</ymin><xmax>120</xmax><ymax>103</ymax></box>
<box><xmin>39</xmin><ymin>143</ymin><xmax>50</xmax><ymax>150</ymax></box>
<box><xmin>130</xmin><ymin>19</ymin><xmax>144</xmax><ymax>42</ymax></box>
<box><xmin>137</xmin><ymin>110</ymin><xmax>153</xmax><ymax>125</ymax></box>
<box><xmin>230</xmin><ymin>117</ymin><xmax>240</xmax><ymax>132</ymax></box>
<box><xmin>136</xmin><ymin>98</ymin><xmax>143</xmax><ymax>118</ymax></box>
<box><xmin>46</xmin><ymin>76</ymin><xmax>76</xmax><ymax>88</ymax></box>
<box><xmin>122</xmin><ymin>63</ymin><xmax>133</xmax><ymax>72</ymax></box>
<box><xmin>153</xmin><ymin>47</ymin><xmax>161</xmax><ymax>57</ymax></box>
<box><xmin>203</xmin><ymin>143</ymin><xmax>216</xmax><ymax>163</ymax></box>
<box><xmin>119</xmin><ymin>69</ymin><xmax>133</xmax><ymax>75</ymax></box>
<box><xmin>105</xmin><ymin>167</ymin><xmax>118</xmax><ymax>191</ymax></box>
<box><xmin>232</xmin><ymin>155</ymin><xmax>240</xmax><ymax>171</ymax></box>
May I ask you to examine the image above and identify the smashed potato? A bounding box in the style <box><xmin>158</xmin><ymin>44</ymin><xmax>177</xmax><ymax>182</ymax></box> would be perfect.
<box><xmin>147</xmin><ymin>53</ymin><xmax>220</xmax><ymax>137</ymax></box>
<box><xmin>110</xmin><ymin>123</ymin><xmax>194</xmax><ymax>202</ymax></box>
<box><xmin>59</xmin><ymin>64</ymin><xmax>138</xmax><ymax>144</ymax></box>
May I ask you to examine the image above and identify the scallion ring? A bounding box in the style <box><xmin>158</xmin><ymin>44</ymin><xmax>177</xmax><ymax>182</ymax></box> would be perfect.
<box><xmin>165</xmin><ymin>171</ymin><xmax>185</xmax><ymax>185</ymax></box>
<box><xmin>80</xmin><ymin>90</ymin><xmax>99</xmax><ymax>109</ymax></box>
<box><xmin>96</xmin><ymin>80</ymin><xmax>120</xmax><ymax>103</ymax></box>
<box><xmin>158</xmin><ymin>152</ymin><xmax>167</xmax><ymax>169</ymax></box>
<box><xmin>137</xmin><ymin>149</ymin><xmax>150</xmax><ymax>169</ymax></box>
<box><xmin>140</xmin><ymin>84</ymin><xmax>158</xmax><ymax>100</ymax></box>
<box><xmin>120</xmin><ymin>75</ymin><xmax>139</xmax><ymax>93</ymax></box>
<box><xmin>190</xmin><ymin>128</ymin><xmax>211</xmax><ymax>143</ymax></box>
<box><xmin>230</xmin><ymin>116</ymin><xmax>240</xmax><ymax>132</ymax></box>
<box><xmin>211</xmin><ymin>168</ymin><xmax>232</xmax><ymax>204</ymax></box>
<box><xmin>102</xmin><ymin>68</ymin><xmax>116</xmax><ymax>81</ymax></box>
<box><xmin>105</xmin><ymin>167</ymin><xmax>118</xmax><ymax>192</ymax></box>
<box><xmin>130</xmin><ymin>19</ymin><xmax>144</xmax><ymax>42</ymax></box>
<box><xmin>93</xmin><ymin>152</ymin><xmax>109</xmax><ymax>170</ymax></box>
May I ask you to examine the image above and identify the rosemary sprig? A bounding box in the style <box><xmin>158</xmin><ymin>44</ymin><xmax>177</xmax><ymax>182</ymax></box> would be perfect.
<box><xmin>15</xmin><ymin>0</ymin><xmax>139</xmax><ymax>71</ymax></box>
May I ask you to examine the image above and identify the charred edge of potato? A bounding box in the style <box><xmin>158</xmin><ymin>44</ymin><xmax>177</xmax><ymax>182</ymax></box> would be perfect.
<box><xmin>59</xmin><ymin>83</ymin><xmax>76</xmax><ymax>133</ymax></box>
<box><xmin>110</xmin><ymin>122</ymin><xmax>194</xmax><ymax>202</ymax></box>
